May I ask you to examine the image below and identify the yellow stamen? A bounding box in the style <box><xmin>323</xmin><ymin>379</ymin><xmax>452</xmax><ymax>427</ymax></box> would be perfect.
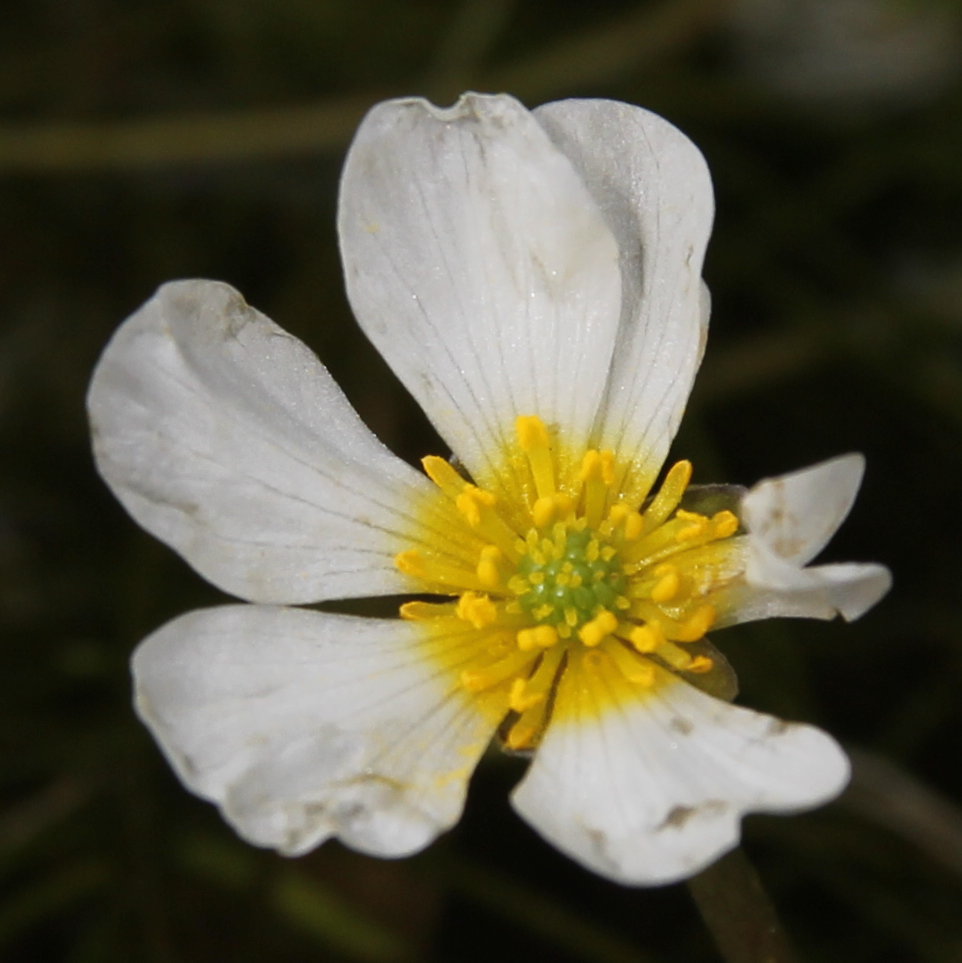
<box><xmin>461</xmin><ymin>649</ymin><xmax>535</xmax><ymax>692</ymax></box>
<box><xmin>516</xmin><ymin>415</ymin><xmax>555</xmax><ymax>499</ymax></box>
<box><xmin>650</xmin><ymin>565</ymin><xmax>681</xmax><ymax>603</ymax></box>
<box><xmin>422</xmin><ymin>455</ymin><xmax>467</xmax><ymax>499</ymax></box>
<box><xmin>686</xmin><ymin>655</ymin><xmax>715</xmax><ymax>674</ymax></box>
<box><xmin>404</xmin><ymin>416</ymin><xmax>743</xmax><ymax>736</ymax></box>
<box><xmin>516</xmin><ymin>414</ymin><xmax>550</xmax><ymax>450</ymax></box>
<box><xmin>712</xmin><ymin>510</ymin><xmax>739</xmax><ymax>538</ymax></box>
<box><xmin>671</xmin><ymin>604</ymin><xmax>717</xmax><ymax>642</ymax></box>
<box><xmin>396</xmin><ymin>549</ymin><xmax>489</xmax><ymax>592</ymax></box>
<box><xmin>643</xmin><ymin>460</ymin><xmax>693</xmax><ymax>529</ymax></box>
<box><xmin>476</xmin><ymin>545</ymin><xmax>504</xmax><ymax>589</ymax></box>
<box><xmin>532</xmin><ymin>496</ymin><xmax>556</xmax><ymax>528</ymax></box>
<box><xmin>653</xmin><ymin>639</ymin><xmax>694</xmax><ymax>670</ymax></box>
<box><xmin>578</xmin><ymin>609</ymin><xmax>618</xmax><ymax>647</ymax></box>
<box><xmin>508</xmin><ymin>677</ymin><xmax>545</xmax><ymax>713</ymax></box>
<box><xmin>606</xmin><ymin>644</ymin><xmax>658</xmax><ymax>686</ymax></box>
<box><xmin>623</xmin><ymin>510</ymin><xmax>645</xmax><ymax>541</ymax></box>
<box><xmin>675</xmin><ymin>509</ymin><xmax>710</xmax><ymax>542</ymax></box>
<box><xmin>630</xmin><ymin>622</ymin><xmax>664</xmax><ymax>653</ymax></box>
<box><xmin>579</xmin><ymin>449</ymin><xmax>615</xmax><ymax>528</ymax></box>
<box><xmin>628</xmin><ymin>598</ymin><xmax>717</xmax><ymax>643</ymax></box>
<box><xmin>400</xmin><ymin>600</ymin><xmax>456</xmax><ymax>621</ymax></box>
<box><xmin>456</xmin><ymin>592</ymin><xmax>498</xmax><ymax>629</ymax></box>
<box><xmin>516</xmin><ymin>624</ymin><xmax>559</xmax><ymax>652</ymax></box>
<box><xmin>455</xmin><ymin>486</ymin><xmax>495</xmax><ymax>528</ymax></box>
<box><xmin>505</xmin><ymin>647</ymin><xmax>564</xmax><ymax>750</ymax></box>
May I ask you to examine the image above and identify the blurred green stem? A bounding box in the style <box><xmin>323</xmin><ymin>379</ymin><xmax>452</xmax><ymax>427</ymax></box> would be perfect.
<box><xmin>0</xmin><ymin>0</ymin><xmax>730</xmax><ymax>173</ymax></box>
<box><xmin>687</xmin><ymin>848</ymin><xmax>796</xmax><ymax>963</ymax></box>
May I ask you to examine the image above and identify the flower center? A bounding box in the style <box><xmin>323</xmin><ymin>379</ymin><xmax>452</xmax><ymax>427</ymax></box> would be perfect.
<box><xmin>396</xmin><ymin>415</ymin><xmax>741</xmax><ymax>751</ymax></box>
<box><xmin>513</xmin><ymin>526</ymin><xmax>627</xmax><ymax>631</ymax></box>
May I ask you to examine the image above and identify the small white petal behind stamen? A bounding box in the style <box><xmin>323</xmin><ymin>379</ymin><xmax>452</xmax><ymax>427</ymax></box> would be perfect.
<box><xmin>726</xmin><ymin>456</ymin><xmax>893</xmax><ymax>624</ymax></box>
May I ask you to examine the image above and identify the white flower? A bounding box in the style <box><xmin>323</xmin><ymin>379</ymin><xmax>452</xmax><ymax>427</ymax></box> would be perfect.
<box><xmin>87</xmin><ymin>93</ymin><xmax>891</xmax><ymax>886</ymax></box>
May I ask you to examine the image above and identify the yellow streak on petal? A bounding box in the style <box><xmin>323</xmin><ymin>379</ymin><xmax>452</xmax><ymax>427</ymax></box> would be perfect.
<box><xmin>549</xmin><ymin>644</ymin><xmax>671</xmax><ymax>725</ymax></box>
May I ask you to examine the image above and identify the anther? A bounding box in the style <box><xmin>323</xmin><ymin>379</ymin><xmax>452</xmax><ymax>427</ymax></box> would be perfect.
<box><xmin>671</xmin><ymin>604</ymin><xmax>716</xmax><ymax>642</ymax></box>
<box><xmin>395</xmin><ymin>550</ymin><xmax>426</xmax><ymax>577</ymax></box>
<box><xmin>421</xmin><ymin>455</ymin><xmax>467</xmax><ymax>499</ymax></box>
<box><xmin>460</xmin><ymin>649</ymin><xmax>534</xmax><ymax>692</ymax></box>
<box><xmin>516</xmin><ymin>415</ymin><xmax>551</xmax><ymax>451</ymax></box>
<box><xmin>456</xmin><ymin>592</ymin><xmax>498</xmax><ymax>629</ymax></box>
<box><xmin>532</xmin><ymin>496</ymin><xmax>556</xmax><ymax>528</ymax></box>
<box><xmin>456</xmin><ymin>484</ymin><xmax>497</xmax><ymax>525</ymax></box>
<box><xmin>579</xmin><ymin>449</ymin><xmax>615</xmax><ymax>528</ymax></box>
<box><xmin>400</xmin><ymin>600</ymin><xmax>452</xmax><ymax>621</ymax></box>
<box><xmin>516</xmin><ymin>415</ymin><xmax>555</xmax><ymax>499</ymax></box>
<box><xmin>675</xmin><ymin>509</ymin><xmax>709</xmax><ymax>542</ymax></box>
<box><xmin>579</xmin><ymin>610</ymin><xmax>618</xmax><ymax>647</ymax></box>
<box><xmin>476</xmin><ymin>545</ymin><xmax>503</xmax><ymax>588</ymax></box>
<box><xmin>643</xmin><ymin>460</ymin><xmax>693</xmax><ymax>530</ymax></box>
<box><xmin>607</xmin><ymin>644</ymin><xmax>657</xmax><ymax>686</ymax></box>
<box><xmin>508</xmin><ymin>678</ymin><xmax>545</xmax><ymax>713</ymax></box>
<box><xmin>517</xmin><ymin>624</ymin><xmax>558</xmax><ymax>651</ymax></box>
<box><xmin>711</xmin><ymin>510</ymin><xmax>739</xmax><ymax>539</ymax></box>
<box><xmin>650</xmin><ymin>566</ymin><xmax>681</xmax><ymax>603</ymax></box>
<box><xmin>623</xmin><ymin>511</ymin><xmax>645</xmax><ymax>541</ymax></box>
<box><xmin>630</xmin><ymin>622</ymin><xmax>664</xmax><ymax>653</ymax></box>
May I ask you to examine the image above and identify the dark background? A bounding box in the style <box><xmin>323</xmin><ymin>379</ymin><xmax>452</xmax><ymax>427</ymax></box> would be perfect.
<box><xmin>2</xmin><ymin>1</ymin><xmax>961</xmax><ymax>960</ymax></box>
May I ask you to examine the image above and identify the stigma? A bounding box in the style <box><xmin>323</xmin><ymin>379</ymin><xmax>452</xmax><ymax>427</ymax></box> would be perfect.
<box><xmin>397</xmin><ymin>416</ymin><xmax>740</xmax><ymax>751</ymax></box>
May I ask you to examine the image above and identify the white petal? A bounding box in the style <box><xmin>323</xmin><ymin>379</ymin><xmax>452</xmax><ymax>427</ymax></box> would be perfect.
<box><xmin>133</xmin><ymin>605</ymin><xmax>498</xmax><ymax>857</ymax></box>
<box><xmin>741</xmin><ymin>454</ymin><xmax>866</xmax><ymax>565</ymax></box>
<box><xmin>338</xmin><ymin>93</ymin><xmax>622</xmax><ymax>488</ymax></box>
<box><xmin>533</xmin><ymin>99</ymin><xmax>714</xmax><ymax>498</ymax></box>
<box><xmin>512</xmin><ymin>666</ymin><xmax>848</xmax><ymax>886</ymax></box>
<box><xmin>730</xmin><ymin>455</ymin><xmax>892</xmax><ymax>622</ymax></box>
<box><xmin>720</xmin><ymin>558</ymin><xmax>893</xmax><ymax>624</ymax></box>
<box><xmin>88</xmin><ymin>280</ymin><xmax>435</xmax><ymax>604</ymax></box>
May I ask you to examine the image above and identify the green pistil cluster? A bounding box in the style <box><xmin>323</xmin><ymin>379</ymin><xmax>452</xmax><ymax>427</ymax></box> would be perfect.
<box><xmin>514</xmin><ymin>528</ymin><xmax>627</xmax><ymax>629</ymax></box>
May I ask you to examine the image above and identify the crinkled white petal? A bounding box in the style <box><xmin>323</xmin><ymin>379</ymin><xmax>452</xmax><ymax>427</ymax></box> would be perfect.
<box><xmin>722</xmin><ymin>455</ymin><xmax>892</xmax><ymax>623</ymax></box>
<box><xmin>533</xmin><ymin>99</ymin><xmax>714</xmax><ymax>497</ymax></box>
<box><xmin>512</xmin><ymin>668</ymin><xmax>849</xmax><ymax>886</ymax></box>
<box><xmin>88</xmin><ymin>280</ymin><xmax>434</xmax><ymax>605</ymax></box>
<box><xmin>741</xmin><ymin>454</ymin><xmax>867</xmax><ymax>565</ymax></box>
<box><xmin>338</xmin><ymin>92</ymin><xmax>622</xmax><ymax>488</ymax></box>
<box><xmin>133</xmin><ymin>605</ymin><xmax>498</xmax><ymax>857</ymax></box>
<box><xmin>720</xmin><ymin>556</ymin><xmax>893</xmax><ymax>624</ymax></box>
